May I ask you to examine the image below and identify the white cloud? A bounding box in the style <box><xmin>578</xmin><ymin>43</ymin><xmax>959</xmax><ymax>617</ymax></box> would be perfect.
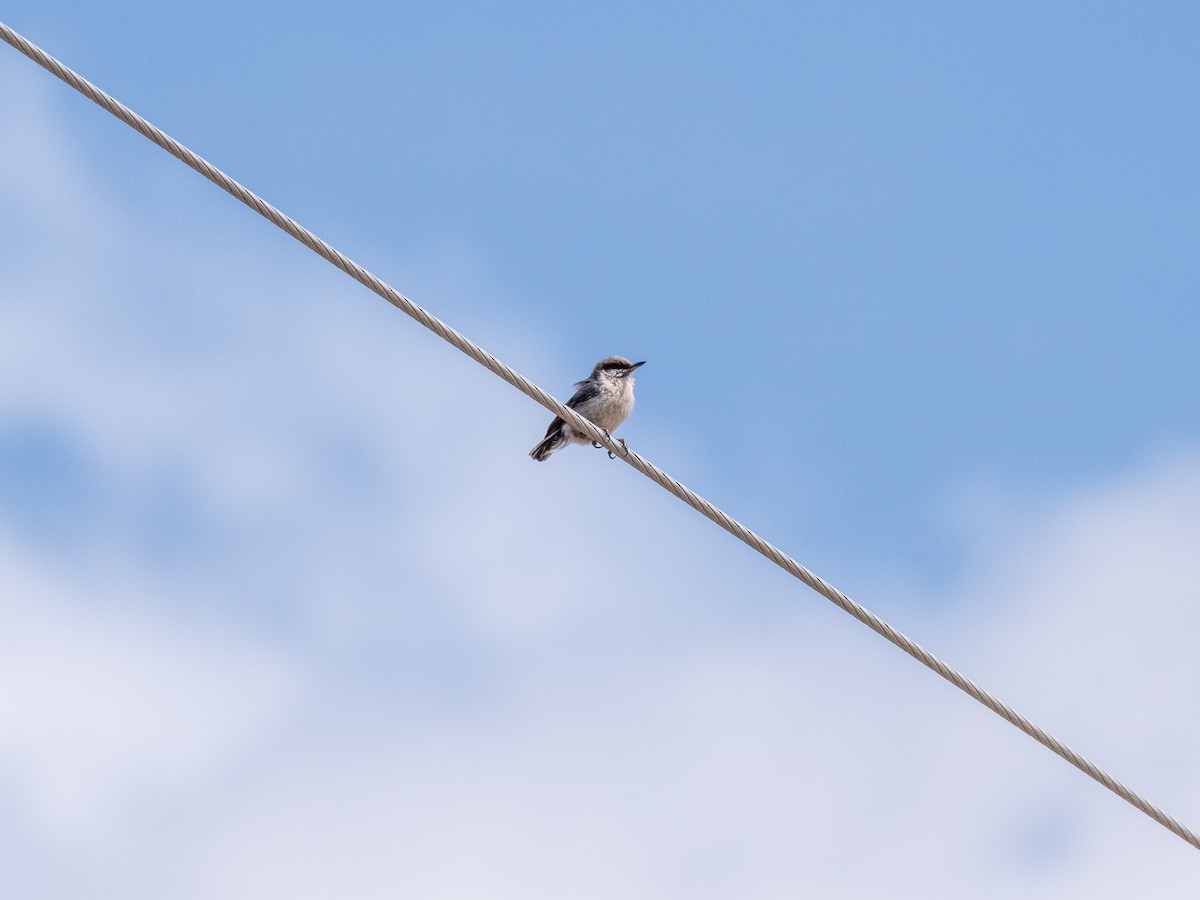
<box><xmin>182</xmin><ymin>454</ymin><xmax>1200</xmax><ymax>898</ymax></box>
<box><xmin>2</xmin><ymin>52</ymin><xmax>1199</xmax><ymax>899</ymax></box>
<box><xmin>0</xmin><ymin>535</ymin><xmax>300</xmax><ymax>842</ymax></box>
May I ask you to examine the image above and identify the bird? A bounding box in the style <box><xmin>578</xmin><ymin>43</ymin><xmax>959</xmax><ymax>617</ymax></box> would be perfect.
<box><xmin>529</xmin><ymin>356</ymin><xmax>646</xmax><ymax>461</ymax></box>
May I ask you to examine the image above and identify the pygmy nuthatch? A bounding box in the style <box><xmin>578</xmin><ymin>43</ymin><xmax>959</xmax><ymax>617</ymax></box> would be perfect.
<box><xmin>529</xmin><ymin>356</ymin><xmax>645</xmax><ymax>461</ymax></box>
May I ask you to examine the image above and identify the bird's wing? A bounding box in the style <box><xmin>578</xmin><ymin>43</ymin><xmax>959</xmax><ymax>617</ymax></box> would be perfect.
<box><xmin>565</xmin><ymin>380</ymin><xmax>601</xmax><ymax>410</ymax></box>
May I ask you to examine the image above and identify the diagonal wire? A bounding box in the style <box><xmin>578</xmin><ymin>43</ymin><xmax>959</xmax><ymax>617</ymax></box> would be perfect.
<box><xmin>3</xmin><ymin>19</ymin><xmax>1197</xmax><ymax>851</ymax></box>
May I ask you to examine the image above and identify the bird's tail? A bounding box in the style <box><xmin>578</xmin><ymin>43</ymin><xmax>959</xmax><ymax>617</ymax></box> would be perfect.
<box><xmin>530</xmin><ymin>419</ymin><xmax>567</xmax><ymax>461</ymax></box>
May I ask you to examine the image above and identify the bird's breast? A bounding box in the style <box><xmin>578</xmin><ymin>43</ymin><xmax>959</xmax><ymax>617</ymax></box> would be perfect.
<box><xmin>581</xmin><ymin>382</ymin><xmax>635</xmax><ymax>430</ymax></box>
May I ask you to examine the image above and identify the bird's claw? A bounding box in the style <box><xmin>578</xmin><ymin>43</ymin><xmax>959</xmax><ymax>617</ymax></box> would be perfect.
<box><xmin>590</xmin><ymin>429</ymin><xmax>627</xmax><ymax>459</ymax></box>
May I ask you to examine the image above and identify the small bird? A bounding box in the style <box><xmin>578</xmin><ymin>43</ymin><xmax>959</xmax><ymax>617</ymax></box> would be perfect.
<box><xmin>530</xmin><ymin>356</ymin><xmax>646</xmax><ymax>461</ymax></box>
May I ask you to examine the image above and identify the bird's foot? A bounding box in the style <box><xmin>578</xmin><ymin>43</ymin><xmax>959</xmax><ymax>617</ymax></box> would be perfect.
<box><xmin>590</xmin><ymin>429</ymin><xmax>627</xmax><ymax>458</ymax></box>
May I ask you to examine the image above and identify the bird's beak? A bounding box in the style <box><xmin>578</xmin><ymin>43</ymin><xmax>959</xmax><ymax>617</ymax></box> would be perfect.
<box><xmin>628</xmin><ymin>360</ymin><xmax>646</xmax><ymax>370</ymax></box>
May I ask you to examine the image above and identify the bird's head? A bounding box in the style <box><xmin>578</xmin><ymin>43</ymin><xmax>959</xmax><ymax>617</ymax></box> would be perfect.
<box><xmin>593</xmin><ymin>356</ymin><xmax>646</xmax><ymax>380</ymax></box>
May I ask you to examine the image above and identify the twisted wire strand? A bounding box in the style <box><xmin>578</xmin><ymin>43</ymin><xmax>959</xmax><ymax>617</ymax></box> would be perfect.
<box><xmin>3</xmin><ymin>19</ymin><xmax>1196</xmax><ymax>851</ymax></box>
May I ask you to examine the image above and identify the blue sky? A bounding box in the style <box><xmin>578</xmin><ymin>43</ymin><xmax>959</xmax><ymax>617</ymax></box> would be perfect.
<box><xmin>2</xmin><ymin>4</ymin><xmax>1200</xmax><ymax>896</ymax></box>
